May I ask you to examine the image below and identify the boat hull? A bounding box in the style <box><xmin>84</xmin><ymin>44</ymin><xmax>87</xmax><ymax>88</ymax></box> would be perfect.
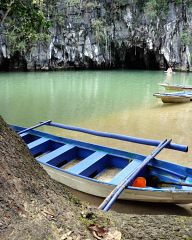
<box><xmin>41</xmin><ymin>163</ymin><xmax>192</xmax><ymax>204</ymax></box>
<box><xmin>153</xmin><ymin>93</ymin><xmax>191</xmax><ymax>103</ymax></box>
<box><xmin>11</xmin><ymin>125</ymin><xmax>192</xmax><ymax>204</ymax></box>
<box><xmin>161</xmin><ymin>96</ymin><xmax>191</xmax><ymax>103</ymax></box>
<box><xmin>159</xmin><ymin>83</ymin><xmax>192</xmax><ymax>91</ymax></box>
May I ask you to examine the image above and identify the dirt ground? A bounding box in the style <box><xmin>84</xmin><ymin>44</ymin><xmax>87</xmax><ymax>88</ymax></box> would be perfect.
<box><xmin>0</xmin><ymin>116</ymin><xmax>192</xmax><ymax>240</ymax></box>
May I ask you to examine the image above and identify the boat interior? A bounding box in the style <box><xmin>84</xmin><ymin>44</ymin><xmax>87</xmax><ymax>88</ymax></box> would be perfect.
<box><xmin>16</xmin><ymin>128</ymin><xmax>192</xmax><ymax>191</ymax></box>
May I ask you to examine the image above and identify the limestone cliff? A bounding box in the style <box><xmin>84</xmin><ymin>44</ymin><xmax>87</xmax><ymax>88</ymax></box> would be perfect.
<box><xmin>0</xmin><ymin>0</ymin><xmax>192</xmax><ymax>71</ymax></box>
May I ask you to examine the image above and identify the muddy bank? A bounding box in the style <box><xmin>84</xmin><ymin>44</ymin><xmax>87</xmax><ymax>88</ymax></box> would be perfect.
<box><xmin>113</xmin><ymin>213</ymin><xmax>192</xmax><ymax>240</ymax></box>
<box><xmin>0</xmin><ymin>116</ymin><xmax>192</xmax><ymax>240</ymax></box>
<box><xmin>0</xmin><ymin>116</ymin><xmax>106</xmax><ymax>240</ymax></box>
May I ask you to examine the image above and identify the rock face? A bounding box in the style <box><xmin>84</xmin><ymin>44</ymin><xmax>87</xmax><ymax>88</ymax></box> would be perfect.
<box><xmin>0</xmin><ymin>1</ymin><xmax>192</xmax><ymax>71</ymax></box>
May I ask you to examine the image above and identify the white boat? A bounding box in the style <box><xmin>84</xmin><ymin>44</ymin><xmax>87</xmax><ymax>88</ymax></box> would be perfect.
<box><xmin>159</xmin><ymin>83</ymin><xmax>192</xmax><ymax>91</ymax></box>
<box><xmin>11</xmin><ymin>121</ymin><xmax>192</xmax><ymax>206</ymax></box>
<box><xmin>153</xmin><ymin>92</ymin><xmax>191</xmax><ymax>103</ymax></box>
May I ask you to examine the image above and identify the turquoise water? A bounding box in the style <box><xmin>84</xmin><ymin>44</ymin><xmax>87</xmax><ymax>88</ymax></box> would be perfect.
<box><xmin>0</xmin><ymin>70</ymin><xmax>161</xmax><ymax>124</ymax></box>
<box><xmin>0</xmin><ymin>70</ymin><xmax>192</xmax><ymax>166</ymax></box>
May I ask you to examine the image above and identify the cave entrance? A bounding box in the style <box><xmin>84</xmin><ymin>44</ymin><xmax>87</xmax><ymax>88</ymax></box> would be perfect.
<box><xmin>124</xmin><ymin>47</ymin><xmax>159</xmax><ymax>70</ymax></box>
<box><xmin>111</xmin><ymin>43</ymin><xmax>160</xmax><ymax>70</ymax></box>
<box><xmin>0</xmin><ymin>51</ymin><xmax>27</xmax><ymax>71</ymax></box>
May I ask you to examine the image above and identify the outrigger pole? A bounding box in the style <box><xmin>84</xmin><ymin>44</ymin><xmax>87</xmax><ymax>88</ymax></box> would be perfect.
<box><xmin>19</xmin><ymin>120</ymin><xmax>188</xmax><ymax>152</ymax></box>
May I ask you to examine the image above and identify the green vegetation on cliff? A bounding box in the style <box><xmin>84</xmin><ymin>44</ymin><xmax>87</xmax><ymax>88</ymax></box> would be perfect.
<box><xmin>0</xmin><ymin>0</ymin><xmax>51</xmax><ymax>52</ymax></box>
<box><xmin>0</xmin><ymin>0</ymin><xmax>192</xmax><ymax>71</ymax></box>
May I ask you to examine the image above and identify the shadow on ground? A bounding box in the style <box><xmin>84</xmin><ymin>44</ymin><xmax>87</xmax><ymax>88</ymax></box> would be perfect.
<box><xmin>69</xmin><ymin>187</ymin><xmax>192</xmax><ymax>216</ymax></box>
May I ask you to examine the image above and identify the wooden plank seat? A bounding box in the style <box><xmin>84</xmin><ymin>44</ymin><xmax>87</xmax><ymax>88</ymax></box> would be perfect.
<box><xmin>20</xmin><ymin>132</ymin><xmax>40</xmax><ymax>144</ymax></box>
<box><xmin>68</xmin><ymin>151</ymin><xmax>107</xmax><ymax>176</ymax></box>
<box><xmin>110</xmin><ymin>159</ymin><xmax>141</xmax><ymax>185</ymax></box>
<box><xmin>37</xmin><ymin>144</ymin><xmax>75</xmax><ymax>164</ymax></box>
<box><xmin>20</xmin><ymin>132</ymin><xmax>29</xmax><ymax>138</ymax></box>
<box><xmin>27</xmin><ymin>137</ymin><xmax>50</xmax><ymax>155</ymax></box>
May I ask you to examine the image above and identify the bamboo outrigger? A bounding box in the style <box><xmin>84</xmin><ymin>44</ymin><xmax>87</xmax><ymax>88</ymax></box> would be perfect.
<box><xmin>11</xmin><ymin>121</ymin><xmax>192</xmax><ymax>211</ymax></box>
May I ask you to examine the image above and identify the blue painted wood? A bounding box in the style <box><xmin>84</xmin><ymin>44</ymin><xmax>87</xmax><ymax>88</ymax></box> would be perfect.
<box><xmin>149</xmin><ymin>166</ymin><xmax>186</xmax><ymax>179</ymax></box>
<box><xmin>99</xmin><ymin>139</ymin><xmax>172</xmax><ymax>211</ymax></box>
<box><xmin>149</xmin><ymin>158</ymin><xmax>187</xmax><ymax>178</ymax></box>
<box><xmin>150</xmin><ymin>172</ymin><xmax>183</xmax><ymax>185</ymax></box>
<box><xmin>28</xmin><ymin>137</ymin><xmax>50</xmax><ymax>155</ymax></box>
<box><xmin>18</xmin><ymin>120</ymin><xmax>52</xmax><ymax>134</ymax></box>
<box><xmin>14</xmin><ymin>125</ymin><xmax>147</xmax><ymax>161</ymax></box>
<box><xmin>68</xmin><ymin>151</ymin><xmax>107</xmax><ymax>175</ymax></box>
<box><xmin>21</xmin><ymin>133</ymin><xmax>40</xmax><ymax>144</ymax></box>
<box><xmin>154</xmin><ymin>91</ymin><xmax>192</xmax><ymax>100</ymax></box>
<box><xmin>43</xmin><ymin>121</ymin><xmax>188</xmax><ymax>152</ymax></box>
<box><xmin>20</xmin><ymin>132</ymin><xmax>29</xmax><ymax>138</ymax></box>
<box><xmin>110</xmin><ymin>159</ymin><xmax>141</xmax><ymax>185</ymax></box>
<box><xmin>108</xmin><ymin>156</ymin><xmax>130</xmax><ymax>169</ymax></box>
<box><xmin>160</xmin><ymin>91</ymin><xmax>192</xmax><ymax>96</ymax></box>
<box><xmin>14</xmin><ymin>125</ymin><xmax>192</xmax><ymax>179</ymax></box>
<box><xmin>10</xmin><ymin>124</ymin><xmax>192</xmax><ymax>205</ymax></box>
<box><xmin>183</xmin><ymin>177</ymin><xmax>192</xmax><ymax>190</ymax></box>
<box><xmin>38</xmin><ymin>144</ymin><xmax>75</xmax><ymax>164</ymax></box>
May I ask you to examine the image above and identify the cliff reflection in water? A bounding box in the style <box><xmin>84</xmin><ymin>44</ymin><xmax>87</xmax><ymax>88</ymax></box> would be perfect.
<box><xmin>0</xmin><ymin>70</ymin><xmax>192</xmax><ymax>167</ymax></box>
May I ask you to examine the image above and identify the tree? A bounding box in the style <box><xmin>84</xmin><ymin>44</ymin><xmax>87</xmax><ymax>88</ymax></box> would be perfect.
<box><xmin>0</xmin><ymin>0</ymin><xmax>51</xmax><ymax>53</ymax></box>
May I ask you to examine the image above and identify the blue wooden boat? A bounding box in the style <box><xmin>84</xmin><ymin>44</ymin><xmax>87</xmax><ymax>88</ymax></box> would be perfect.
<box><xmin>153</xmin><ymin>91</ymin><xmax>192</xmax><ymax>103</ymax></box>
<box><xmin>159</xmin><ymin>83</ymin><xmax>192</xmax><ymax>91</ymax></box>
<box><xmin>11</xmin><ymin>121</ymin><xmax>192</xmax><ymax>207</ymax></box>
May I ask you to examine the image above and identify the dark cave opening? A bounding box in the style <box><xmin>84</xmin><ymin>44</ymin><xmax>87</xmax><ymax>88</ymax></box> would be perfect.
<box><xmin>0</xmin><ymin>57</ymin><xmax>10</xmax><ymax>71</ymax></box>
<box><xmin>111</xmin><ymin>43</ymin><xmax>160</xmax><ymax>70</ymax></box>
<box><xmin>0</xmin><ymin>51</ymin><xmax>27</xmax><ymax>71</ymax></box>
<box><xmin>125</xmin><ymin>47</ymin><xmax>159</xmax><ymax>70</ymax></box>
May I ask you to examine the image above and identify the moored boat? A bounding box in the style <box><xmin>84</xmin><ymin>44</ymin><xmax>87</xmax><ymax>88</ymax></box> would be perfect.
<box><xmin>11</xmin><ymin>121</ymin><xmax>192</xmax><ymax>207</ymax></box>
<box><xmin>153</xmin><ymin>92</ymin><xmax>191</xmax><ymax>103</ymax></box>
<box><xmin>159</xmin><ymin>83</ymin><xmax>192</xmax><ymax>91</ymax></box>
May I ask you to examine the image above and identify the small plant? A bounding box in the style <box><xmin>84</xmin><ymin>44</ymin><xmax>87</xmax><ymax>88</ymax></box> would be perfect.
<box><xmin>65</xmin><ymin>0</ymin><xmax>81</xmax><ymax>7</ymax></box>
<box><xmin>84</xmin><ymin>2</ymin><xmax>98</xmax><ymax>9</ymax></box>
<box><xmin>144</xmin><ymin>0</ymin><xmax>158</xmax><ymax>20</ymax></box>
<box><xmin>1</xmin><ymin>0</ymin><xmax>51</xmax><ymax>55</ymax></box>
<box><xmin>113</xmin><ymin>0</ymin><xmax>128</xmax><ymax>7</ymax></box>
<box><xmin>143</xmin><ymin>0</ymin><xmax>168</xmax><ymax>20</ymax></box>
<box><xmin>175</xmin><ymin>0</ymin><xmax>182</xmax><ymax>4</ymax></box>
<box><xmin>180</xmin><ymin>31</ymin><xmax>192</xmax><ymax>46</ymax></box>
<box><xmin>91</xmin><ymin>19</ymin><xmax>106</xmax><ymax>44</ymax></box>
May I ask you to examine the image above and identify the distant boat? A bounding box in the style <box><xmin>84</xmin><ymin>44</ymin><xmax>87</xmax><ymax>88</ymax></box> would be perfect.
<box><xmin>11</xmin><ymin>121</ymin><xmax>192</xmax><ymax>205</ymax></box>
<box><xmin>159</xmin><ymin>83</ymin><xmax>192</xmax><ymax>91</ymax></box>
<box><xmin>153</xmin><ymin>91</ymin><xmax>192</xmax><ymax>103</ymax></box>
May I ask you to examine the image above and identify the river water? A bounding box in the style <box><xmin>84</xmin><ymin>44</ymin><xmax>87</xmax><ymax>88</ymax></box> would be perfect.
<box><xmin>0</xmin><ymin>70</ymin><xmax>192</xmax><ymax>215</ymax></box>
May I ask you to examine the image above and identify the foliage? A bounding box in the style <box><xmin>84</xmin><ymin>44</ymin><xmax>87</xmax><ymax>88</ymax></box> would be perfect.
<box><xmin>0</xmin><ymin>0</ymin><xmax>51</xmax><ymax>53</ymax></box>
<box><xmin>112</xmin><ymin>0</ymin><xmax>129</xmax><ymax>7</ymax></box>
<box><xmin>84</xmin><ymin>1</ymin><xmax>98</xmax><ymax>9</ymax></box>
<box><xmin>175</xmin><ymin>0</ymin><xmax>182</xmax><ymax>4</ymax></box>
<box><xmin>144</xmin><ymin>0</ymin><xmax>158</xmax><ymax>20</ymax></box>
<box><xmin>1</xmin><ymin>0</ymin><xmax>192</xmax><ymax>55</ymax></box>
<box><xmin>180</xmin><ymin>30</ymin><xmax>192</xmax><ymax>45</ymax></box>
<box><xmin>143</xmin><ymin>0</ymin><xmax>168</xmax><ymax>20</ymax></box>
<box><xmin>91</xmin><ymin>19</ymin><xmax>106</xmax><ymax>44</ymax></box>
<box><xmin>65</xmin><ymin>0</ymin><xmax>81</xmax><ymax>7</ymax></box>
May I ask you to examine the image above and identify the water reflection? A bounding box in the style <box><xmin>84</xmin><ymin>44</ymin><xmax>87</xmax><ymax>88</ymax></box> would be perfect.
<box><xmin>0</xmin><ymin>71</ymin><xmax>161</xmax><ymax>125</ymax></box>
<box><xmin>163</xmin><ymin>72</ymin><xmax>173</xmax><ymax>84</ymax></box>
<box><xmin>1</xmin><ymin>70</ymin><xmax>191</xmax><ymax>166</ymax></box>
<box><xmin>0</xmin><ymin>70</ymin><xmax>192</xmax><ymax>215</ymax></box>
